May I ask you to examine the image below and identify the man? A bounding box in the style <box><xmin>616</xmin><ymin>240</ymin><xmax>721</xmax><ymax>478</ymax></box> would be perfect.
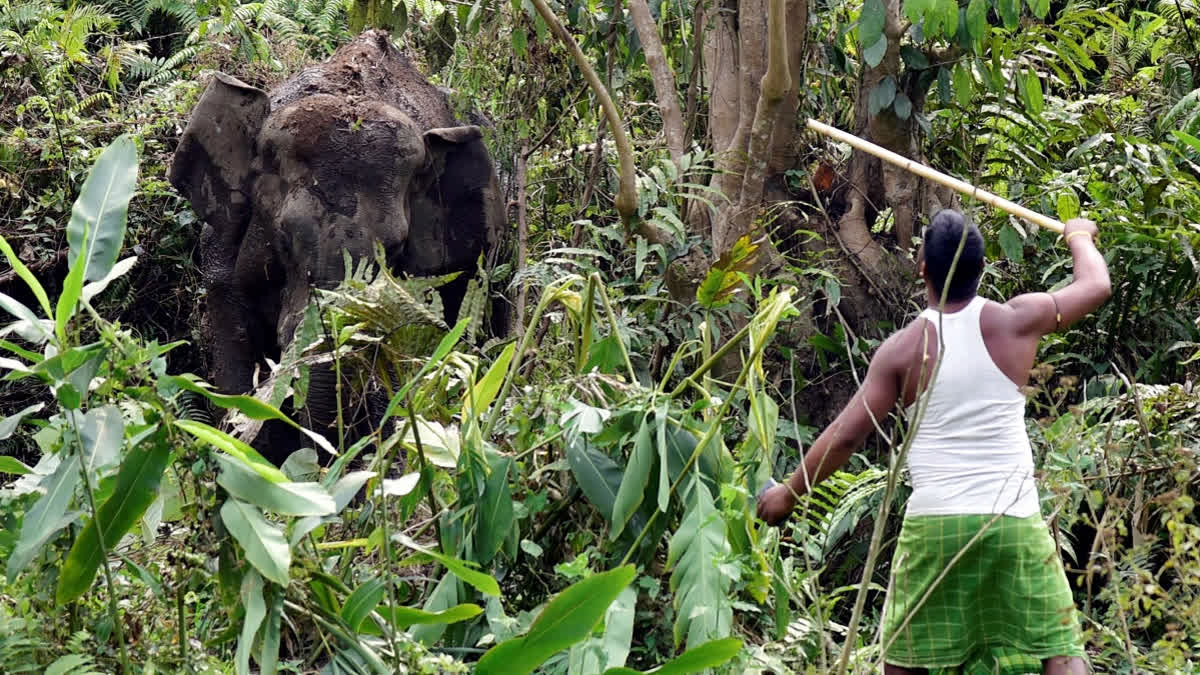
<box><xmin>757</xmin><ymin>210</ymin><xmax>1111</xmax><ymax>675</ymax></box>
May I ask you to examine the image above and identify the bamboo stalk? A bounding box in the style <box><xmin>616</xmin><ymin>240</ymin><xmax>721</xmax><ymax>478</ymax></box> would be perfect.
<box><xmin>806</xmin><ymin>119</ymin><xmax>1067</xmax><ymax>234</ymax></box>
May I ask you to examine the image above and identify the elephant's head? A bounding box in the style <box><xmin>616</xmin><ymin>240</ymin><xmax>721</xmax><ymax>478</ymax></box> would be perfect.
<box><xmin>169</xmin><ymin>31</ymin><xmax>504</xmax><ymax>399</ymax></box>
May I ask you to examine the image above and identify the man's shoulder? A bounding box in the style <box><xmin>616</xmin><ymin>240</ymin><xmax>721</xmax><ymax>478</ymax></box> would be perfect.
<box><xmin>874</xmin><ymin>318</ymin><xmax>935</xmax><ymax>370</ymax></box>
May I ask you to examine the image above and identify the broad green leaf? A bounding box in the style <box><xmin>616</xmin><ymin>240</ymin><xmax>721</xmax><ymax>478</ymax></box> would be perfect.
<box><xmin>57</xmin><ymin>439</ymin><xmax>172</xmax><ymax>604</ymax></box>
<box><xmin>965</xmin><ymin>0</ymin><xmax>987</xmax><ymax>39</ymax></box>
<box><xmin>1056</xmin><ymin>192</ymin><xmax>1081</xmax><ymax>222</ymax></box>
<box><xmin>0</xmin><ymin>292</ymin><xmax>52</xmax><ymax>343</ymax></box>
<box><xmin>78</xmin><ymin>405</ymin><xmax>124</xmax><ymax>474</ymax></box>
<box><xmin>221</xmin><ymin>499</ymin><xmax>291</xmax><ymax>586</ymax></box>
<box><xmin>260</xmin><ymin>591</ymin><xmax>283</xmax><ymax>675</ymax></box>
<box><xmin>393</xmin><ymin>534</ymin><xmax>500</xmax><ymax>596</ymax></box>
<box><xmin>998</xmin><ymin>222</ymin><xmax>1025</xmax><ymax>264</ymax></box>
<box><xmin>655</xmin><ymin>406</ymin><xmax>671</xmax><ymax>513</ymax></box>
<box><xmin>953</xmin><ymin>63</ymin><xmax>973</xmax><ymax>107</ymax></box>
<box><xmin>215</xmin><ymin>453</ymin><xmax>335</xmax><ymax>517</ymax></box>
<box><xmin>1024</xmin><ymin>70</ymin><xmax>1044</xmax><ymax>116</ymax></box>
<box><xmin>894</xmin><ymin>91</ymin><xmax>913</xmax><ymax>120</ymax></box>
<box><xmin>568</xmin><ymin>586</ymin><xmax>636</xmax><ymax>674</ymax></box>
<box><xmin>380</xmin><ymin>472</ymin><xmax>421</xmax><ymax>497</ymax></box>
<box><xmin>409</xmin><ymin>572</ymin><xmax>460</xmax><ymax>645</ymax></box>
<box><xmin>611</xmin><ymin>413</ymin><xmax>654</xmax><ymax>538</ymax></box>
<box><xmin>0</xmin><ymin>235</ymin><xmax>51</xmax><ymax>318</ymax></box>
<box><xmin>859</xmin><ymin>0</ymin><xmax>885</xmax><ymax>46</ymax></box>
<box><xmin>868</xmin><ymin>77</ymin><xmax>897</xmax><ymax>116</ymax></box>
<box><xmin>174</xmin><ymin>420</ymin><xmax>289</xmax><ymax>483</ymax></box>
<box><xmin>1027</xmin><ymin>0</ymin><xmax>1049</xmax><ymax>18</ymax></box>
<box><xmin>67</xmin><ymin>132</ymin><xmax>138</xmax><ymax>283</ymax></box>
<box><xmin>8</xmin><ymin>457</ymin><xmax>80</xmax><ymax>581</ymax></box>
<box><xmin>1172</xmin><ymin>130</ymin><xmax>1200</xmax><ymax>155</ymax></box>
<box><xmin>863</xmin><ymin>35</ymin><xmax>888</xmax><ymax>69</ymax></box>
<box><xmin>936</xmin><ymin>0</ymin><xmax>959</xmax><ymax>40</ymax></box>
<box><xmin>465</xmin><ymin>342</ymin><xmax>515</xmax><ymax>419</ymax></box>
<box><xmin>666</xmin><ymin>481</ymin><xmax>732</xmax><ymax>649</ymax></box>
<box><xmin>281</xmin><ymin>448</ymin><xmax>320</xmax><ymax>481</ymax></box>
<box><xmin>601</xmin><ymin>637</ymin><xmax>744</xmax><ymax>674</ymax></box>
<box><xmin>475</xmin><ymin>565</ymin><xmax>637</xmax><ymax>675</ymax></box>
<box><xmin>401</xmin><ymin>418</ymin><xmax>461</xmax><ymax>468</ymax></box>
<box><xmin>237</xmin><ymin>571</ymin><xmax>267</xmax><ymax>675</ymax></box>
<box><xmin>998</xmin><ymin>0</ymin><xmax>1019</xmax><ymax>30</ymax></box>
<box><xmin>904</xmin><ymin>0</ymin><xmax>931</xmax><ymax>26</ymax></box>
<box><xmin>342</xmin><ymin>576</ymin><xmax>387</xmax><ymax>632</ymax></box>
<box><xmin>566</xmin><ymin>438</ymin><xmax>624</xmax><ymax>525</ymax></box>
<box><xmin>166</xmin><ymin>375</ymin><xmax>336</xmax><ymax>456</ymax></box>
<box><xmin>0</xmin><ymin>456</ymin><xmax>32</xmax><ymax>475</ymax></box>
<box><xmin>899</xmin><ymin>45</ymin><xmax>930</xmax><ymax>70</ymax></box>
<box><xmin>697</xmin><ymin>236</ymin><xmax>759</xmax><ymax>309</ymax></box>
<box><xmin>0</xmin><ymin>403</ymin><xmax>43</xmax><ymax>441</ymax></box>
<box><xmin>374</xmin><ymin>603</ymin><xmax>482</xmax><ymax>629</ymax></box>
<box><xmin>475</xmin><ymin>455</ymin><xmax>514</xmax><ymax>564</ymax></box>
<box><xmin>80</xmin><ymin>256</ymin><xmax>137</xmax><ymax>304</ymax></box>
<box><xmin>332</xmin><ymin>470</ymin><xmax>376</xmax><ymax>512</ymax></box>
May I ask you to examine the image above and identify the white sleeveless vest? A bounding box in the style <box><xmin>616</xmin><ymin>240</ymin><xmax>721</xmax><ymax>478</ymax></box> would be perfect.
<box><xmin>905</xmin><ymin>296</ymin><xmax>1041</xmax><ymax>518</ymax></box>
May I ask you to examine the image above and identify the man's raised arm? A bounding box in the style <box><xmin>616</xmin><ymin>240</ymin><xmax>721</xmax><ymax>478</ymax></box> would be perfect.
<box><xmin>1009</xmin><ymin>218</ymin><xmax>1113</xmax><ymax>336</ymax></box>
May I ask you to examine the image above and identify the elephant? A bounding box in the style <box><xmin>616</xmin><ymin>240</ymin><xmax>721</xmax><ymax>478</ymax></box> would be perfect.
<box><xmin>169</xmin><ymin>30</ymin><xmax>507</xmax><ymax>465</ymax></box>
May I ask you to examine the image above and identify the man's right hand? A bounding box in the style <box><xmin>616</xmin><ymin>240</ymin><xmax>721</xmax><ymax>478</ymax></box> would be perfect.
<box><xmin>756</xmin><ymin>484</ymin><xmax>797</xmax><ymax>526</ymax></box>
<box><xmin>1063</xmin><ymin>217</ymin><xmax>1099</xmax><ymax>242</ymax></box>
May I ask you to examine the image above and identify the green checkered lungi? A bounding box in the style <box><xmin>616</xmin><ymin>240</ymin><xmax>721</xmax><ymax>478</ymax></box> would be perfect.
<box><xmin>881</xmin><ymin>513</ymin><xmax>1086</xmax><ymax>674</ymax></box>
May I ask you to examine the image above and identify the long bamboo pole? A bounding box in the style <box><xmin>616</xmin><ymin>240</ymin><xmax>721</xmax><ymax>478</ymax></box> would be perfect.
<box><xmin>806</xmin><ymin>119</ymin><xmax>1066</xmax><ymax>234</ymax></box>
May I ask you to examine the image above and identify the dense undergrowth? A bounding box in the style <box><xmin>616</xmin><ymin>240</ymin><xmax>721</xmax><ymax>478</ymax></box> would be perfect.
<box><xmin>0</xmin><ymin>0</ymin><xmax>1199</xmax><ymax>673</ymax></box>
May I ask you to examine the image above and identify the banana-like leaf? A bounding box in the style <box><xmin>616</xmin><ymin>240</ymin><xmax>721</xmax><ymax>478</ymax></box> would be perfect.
<box><xmin>568</xmin><ymin>586</ymin><xmax>636</xmax><ymax>674</ymax></box>
<box><xmin>368</xmin><ymin>603</ymin><xmax>482</xmax><ymax>632</ymax></box>
<box><xmin>6</xmin><ymin>453</ymin><xmax>80</xmax><ymax>581</ymax></box>
<box><xmin>237</xmin><ymin>571</ymin><xmax>267</xmax><ymax>675</ymax></box>
<box><xmin>666</xmin><ymin>481</ymin><xmax>733</xmax><ymax>649</ymax></box>
<box><xmin>601</xmin><ymin>637</ymin><xmax>743</xmax><ymax>674</ymax></box>
<box><xmin>57</xmin><ymin>437</ymin><xmax>172</xmax><ymax>604</ymax></box>
<box><xmin>167</xmin><ymin>375</ymin><xmax>335</xmax><ymax>456</ymax></box>
<box><xmin>474</xmin><ymin>455</ymin><xmax>514</xmax><ymax>564</ymax></box>
<box><xmin>0</xmin><ymin>403</ymin><xmax>43</xmax><ymax>441</ymax></box>
<box><xmin>67</xmin><ymin>134</ymin><xmax>138</xmax><ymax>282</ymax></box>
<box><xmin>174</xmin><ymin>420</ymin><xmax>288</xmax><ymax>483</ymax></box>
<box><xmin>342</xmin><ymin>576</ymin><xmax>387</xmax><ymax>633</ymax></box>
<box><xmin>393</xmin><ymin>534</ymin><xmax>500</xmax><ymax>596</ymax></box>
<box><xmin>566</xmin><ymin>437</ymin><xmax>623</xmax><ymax>525</ymax></box>
<box><xmin>0</xmin><ymin>235</ymin><xmax>51</xmax><ymax>318</ymax></box>
<box><xmin>611</xmin><ymin>413</ymin><xmax>654</xmax><ymax>538</ymax></box>
<box><xmin>475</xmin><ymin>565</ymin><xmax>637</xmax><ymax>675</ymax></box>
<box><xmin>464</xmin><ymin>341</ymin><xmax>514</xmax><ymax>419</ymax></box>
<box><xmin>56</xmin><ymin>135</ymin><xmax>139</xmax><ymax>342</ymax></box>
<box><xmin>221</xmin><ymin>499</ymin><xmax>291</xmax><ymax>586</ymax></box>
<box><xmin>215</xmin><ymin>453</ymin><xmax>335</xmax><ymax>517</ymax></box>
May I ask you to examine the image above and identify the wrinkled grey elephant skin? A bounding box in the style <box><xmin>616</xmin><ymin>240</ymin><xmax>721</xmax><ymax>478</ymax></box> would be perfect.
<box><xmin>169</xmin><ymin>30</ymin><xmax>506</xmax><ymax>465</ymax></box>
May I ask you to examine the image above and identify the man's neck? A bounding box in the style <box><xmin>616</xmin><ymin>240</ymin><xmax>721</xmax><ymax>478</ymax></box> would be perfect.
<box><xmin>925</xmin><ymin>292</ymin><xmax>975</xmax><ymax>313</ymax></box>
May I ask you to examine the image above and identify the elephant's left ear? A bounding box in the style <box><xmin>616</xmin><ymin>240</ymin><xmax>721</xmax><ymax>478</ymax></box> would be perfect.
<box><xmin>423</xmin><ymin>125</ymin><xmax>483</xmax><ymax>147</ymax></box>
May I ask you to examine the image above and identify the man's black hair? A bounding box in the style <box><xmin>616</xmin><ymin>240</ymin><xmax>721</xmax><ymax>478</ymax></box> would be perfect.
<box><xmin>922</xmin><ymin>209</ymin><xmax>985</xmax><ymax>303</ymax></box>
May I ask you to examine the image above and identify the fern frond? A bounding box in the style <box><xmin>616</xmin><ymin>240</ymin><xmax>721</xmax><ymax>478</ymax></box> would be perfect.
<box><xmin>68</xmin><ymin>92</ymin><xmax>114</xmax><ymax>116</ymax></box>
<box><xmin>798</xmin><ymin>467</ymin><xmax>889</xmax><ymax>555</ymax></box>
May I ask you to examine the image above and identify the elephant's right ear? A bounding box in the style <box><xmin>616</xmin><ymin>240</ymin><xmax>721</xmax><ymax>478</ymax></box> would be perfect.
<box><xmin>169</xmin><ymin>74</ymin><xmax>268</xmax><ymax>239</ymax></box>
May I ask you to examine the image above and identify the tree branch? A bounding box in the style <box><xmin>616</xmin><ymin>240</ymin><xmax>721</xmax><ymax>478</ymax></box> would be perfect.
<box><xmin>628</xmin><ymin>0</ymin><xmax>687</xmax><ymax>169</ymax></box>
<box><xmin>527</xmin><ymin>0</ymin><xmax>671</xmax><ymax>244</ymax></box>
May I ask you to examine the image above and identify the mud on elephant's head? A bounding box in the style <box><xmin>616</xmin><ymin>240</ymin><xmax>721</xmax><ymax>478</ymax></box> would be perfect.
<box><xmin>169</xmin><ymin>30</ymin><xmax>505</xmax><ymax>398</ymax></box>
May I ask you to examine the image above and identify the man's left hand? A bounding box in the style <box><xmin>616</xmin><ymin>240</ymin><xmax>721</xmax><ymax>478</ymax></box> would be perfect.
<box><xmin>756</xmin><ymin>484</ymin><xmax>797</xmax><ymax>526</ymax></box>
